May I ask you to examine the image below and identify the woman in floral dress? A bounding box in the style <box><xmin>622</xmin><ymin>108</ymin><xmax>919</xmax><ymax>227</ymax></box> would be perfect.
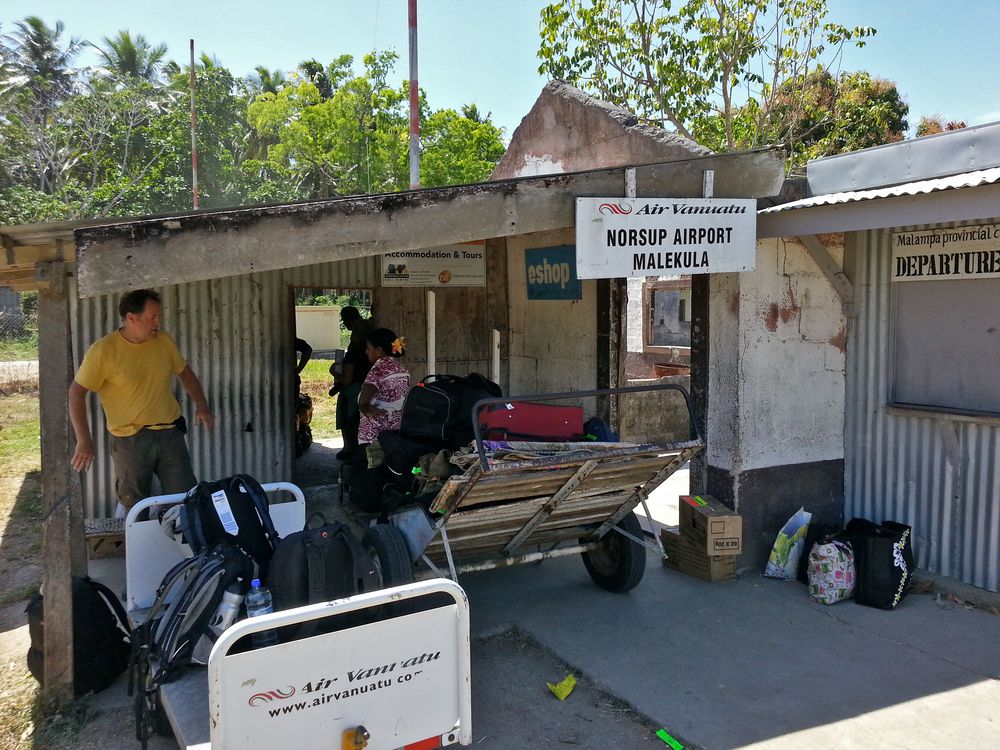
<box><xmin>357</xmin><ymin>328</ymin><xmax>410</xmax><ymax>461</ymax></box>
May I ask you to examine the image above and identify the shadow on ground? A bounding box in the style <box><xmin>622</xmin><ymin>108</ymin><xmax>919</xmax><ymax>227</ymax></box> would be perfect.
<box><xmin>293</xmin><ymin>437</ymin><xmax>344</xmax><ymax>489</ymax></box>
<box><xmin>0</xmin><ymin>469</ymin><xmax>42</xmax><ymax>635</ymax></box>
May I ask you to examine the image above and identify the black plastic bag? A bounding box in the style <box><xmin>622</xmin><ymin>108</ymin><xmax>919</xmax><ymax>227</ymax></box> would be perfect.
<box><xmin>841</xmin><ymin>518</ymin><xmax>915</xmax><ymax>609</ymax></box>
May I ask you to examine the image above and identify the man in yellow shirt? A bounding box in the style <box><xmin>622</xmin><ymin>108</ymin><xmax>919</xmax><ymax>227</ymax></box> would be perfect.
<box><xmin>69</xmin><ymin>289</ymin><xmax>215</xmax><ymax>514</ymax></box>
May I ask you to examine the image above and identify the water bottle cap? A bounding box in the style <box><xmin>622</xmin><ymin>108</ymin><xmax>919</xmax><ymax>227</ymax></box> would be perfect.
<box><xmin>251</xmin><ymin>578</ymin><xmax>261</xmax><ymax>588</ymax></box>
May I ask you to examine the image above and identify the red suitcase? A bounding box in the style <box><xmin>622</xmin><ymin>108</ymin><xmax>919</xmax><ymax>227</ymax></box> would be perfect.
<box><xmin>479</xmin><ymin>401</ymin><xmax>585</xmax><ymax>441</ymax></box>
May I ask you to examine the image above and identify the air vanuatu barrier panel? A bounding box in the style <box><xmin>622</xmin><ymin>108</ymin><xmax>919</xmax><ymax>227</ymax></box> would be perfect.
<box><xmin>207</xmin><ymin>579</ymin><xmax>471</xmax><ymax>750</ymax></box>
<box><xmin>575</xmin><ymin>197</ymin><xmax>757</xmax><ymax>278</ymax></box>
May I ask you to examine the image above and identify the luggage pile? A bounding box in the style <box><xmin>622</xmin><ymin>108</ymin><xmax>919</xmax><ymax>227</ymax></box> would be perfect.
<box><xmin>348</xmin><ymin>374</ymin><xmax>626</xmax><ymax>515</ymax></box>
<box><xmin>800</xmin><ymin>517</ymin><xmax>916</xmax><ymax>609</ymax></box>
<box><xmin>349</xmin><ymin>372</ymin><xmax>503</xmax><ymax>514</ymax></box>
<box><xmin>132</xmin><ymin>475</ymin><xmax>378</xmax><ymax>748</ymax></box>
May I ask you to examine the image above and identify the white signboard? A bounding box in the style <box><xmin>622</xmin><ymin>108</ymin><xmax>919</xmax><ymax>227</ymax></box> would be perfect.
<box><xmin>214</xmin><ymin>605</ymin><xmax>462</xmax><ymax>749</ymax></box>
<box><xmin>575</xmin><ymin>197</ymin><xmax>757</xmax><ymax>278</ymax></box>
<box><xmin>381</xmin><ymin>244</ymin><xmax>485</xmax><ymax>287</ymax></box>
<box><xmin>892</xmin><ymin>224</ymin><xmax>1000</xmax><ymax>281</ymax></box>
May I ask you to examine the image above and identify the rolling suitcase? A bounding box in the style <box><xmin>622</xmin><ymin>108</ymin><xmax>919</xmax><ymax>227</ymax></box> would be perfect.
<box><xmin>479</xmin><ymin>401</ymin><xmax>584</xmax><ymax>441</ymax></box>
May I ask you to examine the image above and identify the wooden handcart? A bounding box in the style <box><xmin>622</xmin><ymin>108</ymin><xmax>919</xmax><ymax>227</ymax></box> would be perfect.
<box><xmin>373</xmin><ymin>384</ymin><xmax>705</xmax><ymax>593</ymax></box>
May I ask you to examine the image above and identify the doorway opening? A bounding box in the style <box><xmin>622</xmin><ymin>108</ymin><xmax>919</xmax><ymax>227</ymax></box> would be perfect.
<box><xmin>292</xmin><ymin>287</ymin><xmax>373</xmax><ymax>487</ymax></box>
<box><xmin>623</xmin><ymin>275</ymin><xmax>693</xmax><ymax>532</ymax></box>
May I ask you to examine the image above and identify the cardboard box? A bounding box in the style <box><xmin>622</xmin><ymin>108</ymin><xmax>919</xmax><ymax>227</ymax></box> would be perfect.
<box><xmin>660</xmin><ymin>529</ymin><xmax>737</xmax><ymax>582</ymax></box>
<box><xmin>679</xmin><ymin>495</ymin><xmax>742</xmax><ymax>556</ymax></box>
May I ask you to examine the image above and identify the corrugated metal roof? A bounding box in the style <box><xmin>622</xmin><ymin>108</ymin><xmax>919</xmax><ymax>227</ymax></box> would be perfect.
<box><xmin>760</xmin><ymin>166</ymin><xmax>1000</xmax><ymax>214</ymax></box>
<box><xmin>806</xmin><ymin>120</ymin><xmax>1000</xmax><ymax>195</ymax></box>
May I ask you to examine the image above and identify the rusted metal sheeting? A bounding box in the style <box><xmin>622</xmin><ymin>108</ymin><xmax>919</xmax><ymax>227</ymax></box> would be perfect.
<box><xmin>284</xmin><ymin>255</ymin><xmax>380</xmax><ymax>288</ymax></box>
<box><xmin>70</xmin><ymin>257</ymin><xmax>379</xmax><ymax>518</ymax></box>
<box><xmin>69</xmin><ymin>284</ymin><xmax>119</xmax><ymax>518</ymax></box>
<box><xmin>846</xmin><ymin>222</ymin><xmax>1000</xmax><ymax>592</ymax></box>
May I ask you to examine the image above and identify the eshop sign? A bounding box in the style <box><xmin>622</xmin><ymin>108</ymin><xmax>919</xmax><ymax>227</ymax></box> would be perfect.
<box><xmin>575</xmin><ymin>197</ymin><xmax>757</xmax><ymax>278</ymax></box>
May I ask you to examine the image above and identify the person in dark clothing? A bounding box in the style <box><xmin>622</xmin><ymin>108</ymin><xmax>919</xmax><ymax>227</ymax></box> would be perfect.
<box><xmin>293</xmin><ymin>336</ymin><xmax>312</xmax><ymax>391</ymax></box>
<box><xmin>330</xmin><ymin>306</ymin><xmax>375</xmax><ymax>462</ymax></box>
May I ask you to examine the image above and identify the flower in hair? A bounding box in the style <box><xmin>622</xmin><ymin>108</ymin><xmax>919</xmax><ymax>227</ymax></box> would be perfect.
<box><xmin>391</xmin><ymin>336</ymin><xmax>406</xmax><ymax>354</ymax></box>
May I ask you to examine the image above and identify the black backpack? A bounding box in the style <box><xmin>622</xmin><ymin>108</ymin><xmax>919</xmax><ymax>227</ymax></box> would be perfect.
<box><xmin>181</xmin><ymin>474</ymin><xmax>280</xmax><ymax>577</ymax></box>
<box><xmin>131</xmin><ymin>542</ymin><xmax>255</xmax><ymax>747</ymax></box>
<box><xmin>267</xmin><ymin>515</ymin><xmax>378</xmax><ymax>640</ymax></box>
<box><xmin>25</xmin><ymin>576</ymin><xmax>131</xmax><ymax>696</ymax></box>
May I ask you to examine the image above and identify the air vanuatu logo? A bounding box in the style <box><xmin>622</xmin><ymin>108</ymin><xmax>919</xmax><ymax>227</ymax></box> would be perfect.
<box><xmin>248</xmin><ymin>686</ymin><xmax>296</xmax><ymax>706</ymax></box>
<box><xmin>598</xmin><ymin>202</ymin><xmax>632</xmax><ymax>215</ymax></box>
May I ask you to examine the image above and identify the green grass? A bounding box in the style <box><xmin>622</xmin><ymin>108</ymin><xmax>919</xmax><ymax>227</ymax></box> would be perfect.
<box><xmin>299</xmin><ymin>359</ymin><xmax>339</xmax><ymax>440</ymax></box>
<box><xmin>0</xmin><ymin>392</ymin><xmax>41</xmax><ymax>750</ymax></box>
<box><xmin>0</xmin><ymin>336</ymin><xmax>39</xmax><ymax>362</ymax></box>
<box><xmin>0</xmin><ymin>393</ymin><xmax>40</xmax><ymax>478</ymax></box>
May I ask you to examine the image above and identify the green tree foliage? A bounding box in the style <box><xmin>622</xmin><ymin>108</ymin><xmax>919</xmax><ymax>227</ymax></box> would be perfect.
<box><xmin>693</xmin><ymin>67</ymin><xmax>908</xmax><ymax>165</ymax></box>
<box><xmin>97</xmin><ymin>30</ymin><xmax>167</xmax><ymax>82</ymax></box>
<box><xmin>538</xmin><ymin>0</ymin><xmax>890</xmax><ymax>165</ymax></box>
<box><xmin>248</xmin><ymin>51</ymin><xmax>505</xmax><ymax>196</ymax></box>
<box><xmin>0</xmin><ymin>18</ymin><xmax>506</xmax><ymax>226</ymax></box>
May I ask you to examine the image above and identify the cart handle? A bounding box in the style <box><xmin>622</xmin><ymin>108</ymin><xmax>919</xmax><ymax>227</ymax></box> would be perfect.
<box><xmin>470</xmin><ymin>383</ymin><xmax>702</xmax><ymax>471</ymax></box>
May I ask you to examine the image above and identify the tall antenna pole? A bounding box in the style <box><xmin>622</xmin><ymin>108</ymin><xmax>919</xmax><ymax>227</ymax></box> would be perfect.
<box><xmin>407</xmin><ymin>0</ymin><xmax>420</xmax><ymax>189</ymax></box>
<box><xmin>189</xmin><ymin>39</ymin><xmax>199</xmax><ymax>209</ymax></box>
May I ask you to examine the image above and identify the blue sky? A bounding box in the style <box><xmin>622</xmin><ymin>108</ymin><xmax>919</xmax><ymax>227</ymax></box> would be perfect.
<box><xmin>3</xmin><ymin>0</ymin><xmax>997</xmax><ymax>137</ymax></box>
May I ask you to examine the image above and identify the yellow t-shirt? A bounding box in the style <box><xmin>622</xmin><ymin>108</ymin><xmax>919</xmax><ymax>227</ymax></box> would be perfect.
<box><xmin>75</xmin><ymin>331</ymin><xmax>187</xmax><ymax>437</ymax></box>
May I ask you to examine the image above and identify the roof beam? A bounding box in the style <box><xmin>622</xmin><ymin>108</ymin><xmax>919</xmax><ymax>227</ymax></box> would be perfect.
<box><xmin>75</xmin><ymin>149</ymin><xmax>785</xmax><ymax>297</ymax></box>
<box><xmin>797</xmin><ymin>234</ymin><xmax>854</xmax><ymax>315</ymax></box>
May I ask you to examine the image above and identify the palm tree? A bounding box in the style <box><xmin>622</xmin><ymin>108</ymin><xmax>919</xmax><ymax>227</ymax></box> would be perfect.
<box><xmin>461</xmin><ymin>103</ymin><xmax>492</xmax><ymax>124</ymax></box>
<box><xmin>199</xmin><ymin>52</ymin><xmax>223</xmax><ymax>70</ymax></box>
<box><xmin>97</xmin><ymin>30</ymin><xmax>167</xmax><ymax>82</ymax></box>
<box><xmin>298</xmin><ymin>59</ymin><xmax>333</xmax><ymax>99</ymax></box>
<box><xmin>253</xmin><ymin>65</ymin><xmax>287</xmax><ymax>95</ymax></box>
<box><xmin>0</xmin><ymin>16</ymin><xmax>84</xmax><ymax>101</ymax></box>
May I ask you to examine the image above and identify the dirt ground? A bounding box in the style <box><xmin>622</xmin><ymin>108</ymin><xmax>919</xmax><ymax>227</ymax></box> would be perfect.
<box><xmin>4</xmin><ymin>629</ymin><xmax>660</xmax><ymax>750</ymax></box>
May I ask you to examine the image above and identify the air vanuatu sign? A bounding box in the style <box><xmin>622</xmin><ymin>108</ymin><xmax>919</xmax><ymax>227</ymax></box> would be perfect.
<box><xmin>575</xmin><ymin>197</ymin><xmax>757</xmax><ymax>278</ymax></box>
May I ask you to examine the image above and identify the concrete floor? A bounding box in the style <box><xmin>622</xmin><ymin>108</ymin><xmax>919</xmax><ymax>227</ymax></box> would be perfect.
<box><xmin>69</xmin><ymin>446</ymin><xmax>1000</xmax><ymax>749</ymax></box>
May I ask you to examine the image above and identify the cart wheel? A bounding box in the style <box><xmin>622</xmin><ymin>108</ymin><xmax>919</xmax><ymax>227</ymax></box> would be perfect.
<box><xmin>363</xmin><ymin>524</ymin><xmax>414</xmax><ymax>589</ymax></box>
<box><xmin>581</xmin><ymin>511</ymin><xmax>646</xmax><ymax>592</ymax></box>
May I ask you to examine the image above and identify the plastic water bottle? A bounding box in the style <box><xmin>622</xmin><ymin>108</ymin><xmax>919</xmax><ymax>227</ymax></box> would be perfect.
<box><xmin>245</xmin><ymin>578</ymin><xmax>278</xmax><ymax>648</ymax></box>
<box><xmin>208</xmin><ymin>582</ymin><xmax>245</xmax><ymax>638</ymax></box>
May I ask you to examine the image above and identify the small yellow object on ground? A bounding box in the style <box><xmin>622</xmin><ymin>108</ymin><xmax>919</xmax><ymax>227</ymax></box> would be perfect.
<box><xmin>546</xmin><ymin>674</ymin><xmax>577</xmax><ymax>701</ymax></box>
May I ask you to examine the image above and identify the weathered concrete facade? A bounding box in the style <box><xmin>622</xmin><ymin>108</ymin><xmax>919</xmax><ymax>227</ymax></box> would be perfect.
<box><xmin>493</xmin><ymin>80</ymin><xmax>712</xmax><ymax>415</ymax></box>
<box><xmin>504</xmin><ymin>227</ymin><xmax>598</xmax><ymax>396</ymax></box>
<box><xmin>760</xmin><ymin>123</ymin><xmax>1000</xmax><ymax>591</ymax></box>
<box><xmin>705</xmin><ymin>236</ymin><xmax>848</xmax><ymax>566</ymax></box>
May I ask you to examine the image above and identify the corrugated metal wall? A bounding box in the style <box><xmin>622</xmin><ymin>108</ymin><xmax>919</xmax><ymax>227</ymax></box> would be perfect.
<box><xmin>846</xmin><ymin>220</ymin><xmax>1000</xmax><ymax>592</ymax></box>
<box><xmin>70</xmin><ymin>255</ymin><xmax>380</xmax><ymax>518</ymax></box>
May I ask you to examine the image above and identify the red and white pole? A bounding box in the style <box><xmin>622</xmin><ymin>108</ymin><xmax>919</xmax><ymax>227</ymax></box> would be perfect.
<box><xmin>189</xmin><ymin>39</ymin><xmax>199</xmax><ymax>209</ymax></box>
<box><xmin>408</xmin><ymin>0</ymin><xmax>420</xmax><ymax>189</ymax></box>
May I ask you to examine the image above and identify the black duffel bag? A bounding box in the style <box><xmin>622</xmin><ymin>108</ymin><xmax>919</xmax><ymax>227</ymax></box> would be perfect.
<box><xmin>400</xmin><ymin>373</ymin><xmax>501</xmax><ymax>448</ymax></box>
<box><xmin>841</xmin><ymin>518</ymin><xmax>915</xmax><ymax>609</ymax></box>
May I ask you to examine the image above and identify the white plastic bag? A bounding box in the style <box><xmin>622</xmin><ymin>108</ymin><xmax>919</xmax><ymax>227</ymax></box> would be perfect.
<box><xmin>764</xmin><ymin>507</ymin><xmax>812</xmax><ymax>579</ymax></box>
